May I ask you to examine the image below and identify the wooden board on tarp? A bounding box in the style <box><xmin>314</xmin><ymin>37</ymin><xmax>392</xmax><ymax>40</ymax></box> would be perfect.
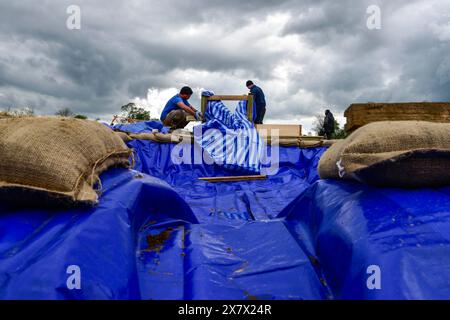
<box><xmin>199</xmin><ymin>175</ymin><xmax>267</xmax><ymax>182</ymax></box>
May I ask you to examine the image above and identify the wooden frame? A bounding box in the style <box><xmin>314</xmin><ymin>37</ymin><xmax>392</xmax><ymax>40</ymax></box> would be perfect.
<box><xmin>201</xmin><ymin>94</ymin><xmax>254</xmax><ymax>123</ymax></box>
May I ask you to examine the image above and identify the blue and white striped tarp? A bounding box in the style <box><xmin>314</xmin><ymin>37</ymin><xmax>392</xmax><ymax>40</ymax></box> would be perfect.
<box><xmin>194</xmin><ymin>97</ymin><xmax>265</xmax><ymax>174</ymax></box>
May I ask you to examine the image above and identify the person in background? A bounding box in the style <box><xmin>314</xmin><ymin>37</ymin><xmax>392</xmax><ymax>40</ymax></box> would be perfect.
<box><xmin>160</xmin><ymin>86</ymin><xmax>203</xmax><ymax>130</ymax></box>
<box><xmin>324</xmin><ymin>109</ymin><xmax>335</xmax><ymax>140</ymax></box>
<box><xmin>246</xmin><ymin>80</ymin><xmax>266</xmax><ymax>124</ymax></box>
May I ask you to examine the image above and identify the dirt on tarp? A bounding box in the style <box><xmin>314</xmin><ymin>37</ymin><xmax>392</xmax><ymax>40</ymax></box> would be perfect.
<box><xmin>145</xmin><ymin>227</ymin><xmax>174</xmax><ymax>253</ymax></box>
<box><xmin>244</xmin><ymin>291</ymin><xmax>258</xmax><ymax>300</ymax></box>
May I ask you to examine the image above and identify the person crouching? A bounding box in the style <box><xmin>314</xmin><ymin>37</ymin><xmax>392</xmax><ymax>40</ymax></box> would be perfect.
<box><xmin>160</xmin><ymin>86</ymin><xmax>203</xmax><ymax>130</ymax></box>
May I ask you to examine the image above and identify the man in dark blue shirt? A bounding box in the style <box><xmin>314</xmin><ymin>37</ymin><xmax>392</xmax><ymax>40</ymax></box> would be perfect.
<box><xmin>323</xmin><ymin>109</ymin><xmax>335</xmax><ymax>140</ymax></box>
<box><xmin>160</xmin><ymin>86</ymin><xmax>202</xmax><ymax>130</ymax></box>
<box><xmin>246</xmin><ymin>80</ymin><xmax>266</xmax><ymax>124</ymax></box>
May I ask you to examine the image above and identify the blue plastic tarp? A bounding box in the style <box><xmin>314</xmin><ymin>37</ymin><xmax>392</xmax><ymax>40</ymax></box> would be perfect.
<box><xmin>1</xmin><ymin>130</ymin><xmax>450</xmax><ymax>300</ymax></box>
<box><xmin>128</xmin><ymin>140</ymin><xmax>326</xmax><ymax>223</ymax></box>
<box><xmin>196</xmin><ymin>99</ymin><xmax>262</xmax><ymax>174</ymax></box>
<box><xmin>282</xmin><ymin>180</ymin><xmax>450</xmax><ymax>299</ymax></box>
<box><xmin>0</xmin><ymin>168</ymin><xmax>196</xmax><ymax>299</ymax></box>
<box><xmin>137</xmin><ymin>222</ymin><xmax>329</xmax><ymax>300</ymax></box>
<box><xmin>0</xmin><ymin>140</ymin><xmax>330</xmax><ymax>300</ymax></box>
<box><xmin>112</xmin><ymin>120</ymin><xmax>169</xmax><ymax>134</ymax></box>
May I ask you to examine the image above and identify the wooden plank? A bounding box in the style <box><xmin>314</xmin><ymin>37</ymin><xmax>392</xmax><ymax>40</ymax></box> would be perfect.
<box><xmin>247</xmin><ymin>94</ymin><xmax>254</xmax><ymax>122</ymax></box>
<box><xmin>110</xmin><ymin>115</ymin><xmax>118</xmax><ymax>126</ymax></box>
<box><xmin>199</xmin><ymin>175</ymin><xmax>267</xmax><ymax>182</ymax></box>
<box><xmin>201</xmin><ymin>96</ymin><xmax>207</xmax><ymax>123</ymax></box>
<box><xmin>256</xmin><ymin>124</ymin><xmax>302</xmax><ymax>137</ymax></box>
<box><xmin>206</xmin><ymin>95</ymin><xmax>250</xmax><ymax>101</ymax></box>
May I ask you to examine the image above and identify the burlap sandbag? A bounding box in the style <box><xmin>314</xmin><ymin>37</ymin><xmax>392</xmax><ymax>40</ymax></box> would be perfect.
<box><xmin>115</xmin><ymin>131</ymin><xmax>132</xmax><ymax>143</ymax></box>
<box><xmin>264</xmin><ymin>137</ymin><xmax>300</xmax><ymax>147</ymax></box>
<box><xmin>0</xmin><ymin>117</ymin><xmax>132</xmax><ymax>206</ymax></box>
<box><xmin>318</xmin><ymin>121</ymin><xmax>450</xmax><ymax>188</ymax></box>
<box><xmin>128</xmin><ymin>132</ymin><xmax>180</xmax><ymax>143</ymax></box>
<box><xmin>321</xmin><ymin>139</ymin><xmax>339</xmax><ymax>147</ymax></box>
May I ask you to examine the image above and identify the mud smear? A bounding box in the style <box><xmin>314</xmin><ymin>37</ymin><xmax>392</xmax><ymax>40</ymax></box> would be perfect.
<box><xmin>244</xmin><ymin>291</ymin><xmax>258</xmax><ymax>300</ymax></box>
<box><xmin>145</xmin><ymin>227</ymin><xmax>174</xmax><ymax>253</ymax></box>
<box><xmin>309</xmin><ymin>255</ymin><xmax>320</xmax><ymax>267</ymax></box>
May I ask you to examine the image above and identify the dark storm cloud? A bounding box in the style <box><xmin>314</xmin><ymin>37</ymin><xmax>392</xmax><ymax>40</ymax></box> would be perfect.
<box><xmin>0</xmin><ymin>0</ymin><xmax>449</xmax><ymax>128</ymax></box>
<box><xmin>281</xmin><ymin>0</ymin><xmax>450</xmax><ymax>112</ymax></box>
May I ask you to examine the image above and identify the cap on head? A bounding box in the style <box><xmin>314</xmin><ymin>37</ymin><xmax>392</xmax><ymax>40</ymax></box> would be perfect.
<box><xmin>246</xmin><ymin>80</ymin><xmax>254</xmax><ymax>87</ymax></box>
<box><xmin>325</xmin><ymin>109</ymin><xmax>331</xmax><ymax>115</ymax></box>
<box><xmin>180</xmin><ymin>86</ymin><xmax>193</xmax><ymax>95</ymax></box>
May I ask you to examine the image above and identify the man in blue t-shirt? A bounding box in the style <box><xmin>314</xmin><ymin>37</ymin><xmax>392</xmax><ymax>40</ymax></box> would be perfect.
<box><xmin>246</xmin><ymin>80</ymin><xmax>266</xmax><ymax>124</ymax></box>
<box><xmin>160</xmin><ymin>86</ymin><xmax>202</xmax><ymax>130</ymax></box>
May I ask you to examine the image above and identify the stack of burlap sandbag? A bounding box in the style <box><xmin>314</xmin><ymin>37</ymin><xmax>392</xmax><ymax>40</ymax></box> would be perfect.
<box><xmin>318</xmin><ymin>121</ymin><xmax>450</xmax><ymax>188</ymax></box>
<box><xmin>0</xmin><ymin>117</ymin><xmax>132</xmax><ymax>207</ymax></box>
<box><xmin>129</xmin><ymin>132</ymin><xmax>181</xmax><ymax>143</ymax></box>
<box><xmin>344</xmin><ymin>102</ymin><xmax>450</xmax><ymax>133</ymax></box>
<box><xmin>114</xmin><ymin>125</ymin><xmax>334</xmax><ymax>148</ymax></box>
<box><xmin>265</xmin><ymin>137</ymin><xmax>337</xmax><ymax>148</ymax></box>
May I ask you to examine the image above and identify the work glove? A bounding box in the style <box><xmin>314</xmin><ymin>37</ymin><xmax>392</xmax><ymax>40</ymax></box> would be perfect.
<box><xmin>195</xmin><ymin>111</ymin><xmax>204</xmax><ymax>121</ymax></box>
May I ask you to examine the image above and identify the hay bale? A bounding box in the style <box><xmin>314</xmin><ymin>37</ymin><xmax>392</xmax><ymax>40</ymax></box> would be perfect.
<box><xmin>344</xmin><ymin>102</ymin><xmax>450</xmax><ymax>133</ymax></box>
<box><xmin>318</xmin><ymin>121</ymin><xmax>450</xmax><ymax>188</ymax></box>
<box><xmin>0</xmin><ymin>117</ymin><xmax>132</xmax><ymax>207</ymax></box>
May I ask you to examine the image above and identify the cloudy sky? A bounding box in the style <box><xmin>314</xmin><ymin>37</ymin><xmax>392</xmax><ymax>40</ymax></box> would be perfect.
<box><xmin>1</xmin><ymin>1</ymin><xmax>449</xmax><ymax>132</ymax></box>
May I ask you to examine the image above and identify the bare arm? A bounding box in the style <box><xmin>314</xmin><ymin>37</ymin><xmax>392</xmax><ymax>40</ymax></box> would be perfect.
<box><xmin>176</xmin><ymin>102</ymin><xmax>197</xmax><ymax>116</ymax></box>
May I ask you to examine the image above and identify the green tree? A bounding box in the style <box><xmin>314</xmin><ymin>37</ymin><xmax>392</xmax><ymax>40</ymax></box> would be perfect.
<box><xmin>74</xmin><ymin>114</ymin><xmax>88</xmax><ymax>120</ymax></box>
<box><xmin>313</xmin><ymin>115</ymin><xmax>326</xmax><ymax>136</ymax></box>
<box><xmin>333</xmin><ymin>122</ymin><xmax>347</xmax><ymax>139</ymax></box>
<box><xmin>120</xmin><ymin>102</ymin><xmax>151</xmax><ymax>121</ymax></box>
<box><xmin>55</xmin><ymin>107</ymin><xmax>74</xmax><ymax>117</ymax></box>
<box><xmin>312</xmin><ymin>114</ymin><xmax>347</xmax><ymax>139</ymax></box>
